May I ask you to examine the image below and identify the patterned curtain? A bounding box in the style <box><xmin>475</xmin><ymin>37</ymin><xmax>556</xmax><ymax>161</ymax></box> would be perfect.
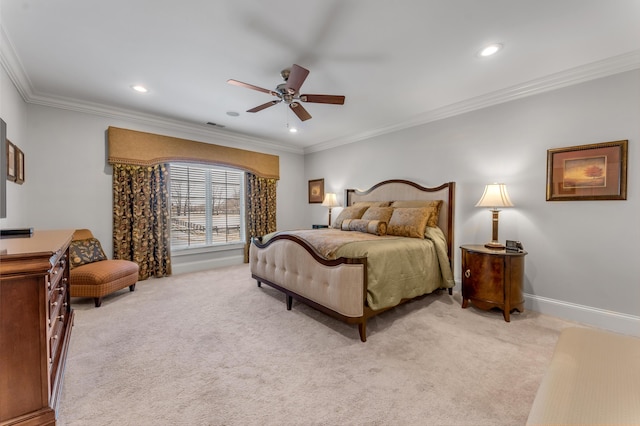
<box><xmin>112</xmin><ymin>163</ymin><xmax>172</xmax><ymax>280</ymax></box>
<box><xmin>244</xmin><ymin>173</ymin><xmax>277</xmax><ymax>262</ymax></box>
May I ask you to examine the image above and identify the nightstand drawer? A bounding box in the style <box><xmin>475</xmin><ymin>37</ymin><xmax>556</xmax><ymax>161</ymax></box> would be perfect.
<box><xmin>462</xmin><ymin>253</ymin><xmax>505</xmax><ymax>304</ymax></box>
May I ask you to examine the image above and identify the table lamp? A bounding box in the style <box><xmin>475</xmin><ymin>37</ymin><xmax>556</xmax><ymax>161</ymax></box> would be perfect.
<box><xmin>475</xmin><ymin>183</ymin><xmax>513</xmax><ymax>249</ymax></box>
<box><xmin>321</xmin><ymin>193</ymin><xmax>339</xmax><ymax>227</ymax></box>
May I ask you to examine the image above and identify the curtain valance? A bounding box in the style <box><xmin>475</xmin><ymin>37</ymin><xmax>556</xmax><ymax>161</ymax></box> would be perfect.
<box><xmin>107</xmin><ymin>126</ymin><xmax>279</xmax><ymax>179</ymax></box>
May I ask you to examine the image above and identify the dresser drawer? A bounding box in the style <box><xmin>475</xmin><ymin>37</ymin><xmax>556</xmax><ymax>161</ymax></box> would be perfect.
<box><xmin>47</xmin><ymin>252</ymin><xmax>67</xmax><ymax>294</ymax></box>
<box><xmin>49</xmin><ymin>309</ymin><xmax>66</xmax><ymax>366</ymax></box>
<box><xmin>48</xmin><ymin>284</ymin><xmax>66</xmax><ymax>326</ymax></box>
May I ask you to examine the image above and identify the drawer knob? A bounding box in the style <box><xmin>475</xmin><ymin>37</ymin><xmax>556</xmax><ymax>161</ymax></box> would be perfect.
<box><xmin>51</xmin><ymin>301</ymin><xmax>58</xmax><ymax>307</ymax></box>
<box><xmin>57</xmin><ymin>315</ymin><xmax>64</xmax><ymax>322</ymax></box>
<box><xmin>464</xmin><ymin>269</ymin><xmax>471</xmax><ymax>278</ymax></box>
<box><xmin>52</xmin><ymin>334</ymin><xmax>58</xmax><ymax>340</ymax></box>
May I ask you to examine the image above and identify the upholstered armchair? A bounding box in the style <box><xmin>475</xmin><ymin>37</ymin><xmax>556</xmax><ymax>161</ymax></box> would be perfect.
<box><xmin>68</xmin><ymin>229</ymin><xmax>139</xmax><ymax>307</ymax></box>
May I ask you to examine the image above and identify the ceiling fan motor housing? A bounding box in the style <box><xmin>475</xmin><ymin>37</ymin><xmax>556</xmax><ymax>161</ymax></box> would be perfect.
<box><xmin>276</xmin><ymin>83</ymin><xmax>295</xmax><ymax>102</ymax></box>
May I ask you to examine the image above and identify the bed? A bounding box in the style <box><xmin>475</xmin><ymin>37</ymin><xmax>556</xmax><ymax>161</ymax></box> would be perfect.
<box><xmin>249</xmin><ymin>179</ymin><xmax>455</xmax><ymax>341</ymax></box>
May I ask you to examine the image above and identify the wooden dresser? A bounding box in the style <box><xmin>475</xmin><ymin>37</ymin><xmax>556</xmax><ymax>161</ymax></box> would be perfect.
<box><xmin>0</xmin><ymin>230</ymin><xmax>75</xmax><ymax>426</ymax></box>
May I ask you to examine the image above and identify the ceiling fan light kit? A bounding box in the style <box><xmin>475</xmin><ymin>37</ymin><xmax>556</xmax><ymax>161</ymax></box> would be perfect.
<box><xmin>227</xmin><ymin>64</ymin><xmax>345</xmax><ymax>122</ymax></box>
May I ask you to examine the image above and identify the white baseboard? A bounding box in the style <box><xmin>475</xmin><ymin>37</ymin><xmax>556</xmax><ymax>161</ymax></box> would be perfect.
<box><xmin>524</xmin><ymin>293</ymin><xmax>640</xmax><ymax>337</ymax></box>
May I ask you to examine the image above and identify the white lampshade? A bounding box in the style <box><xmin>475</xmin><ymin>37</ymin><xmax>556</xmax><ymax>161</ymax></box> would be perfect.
<box><xmin>475</xmin><ymin>183</ymin><xmax>514</xmax><ymax>209</ymax></box>
<box><xmin>321</xmin><ymin>193</ymin><xmax>339</xmax><ymax>208</ymax></box>
<box><xmin>475</xmin><ymin>183</ymin><xmax>513</xmax><ymax>249</ymax></box>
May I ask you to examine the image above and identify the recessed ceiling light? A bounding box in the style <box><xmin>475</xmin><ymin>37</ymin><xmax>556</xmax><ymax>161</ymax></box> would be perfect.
<box><xmin>131</xmin><ymin>85</ymin><xmax>148</xmax><ymax>93</ymax></box>
<box><xmin>226</xmin><ymin>111</ymin><xmax>239</xmax><ymax>117</ymax></box>
<box><xmin>479</xmin><ymin>43</ymin><xmax>503</xmax><ymax>57</ymax></box>
<box><xmin>289</xmin><ymin>127</ymin><xmax>298</xmax><ymax>133</ymax></box>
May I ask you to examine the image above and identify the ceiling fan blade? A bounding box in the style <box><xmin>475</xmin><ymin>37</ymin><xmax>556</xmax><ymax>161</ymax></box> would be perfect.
<box><xmin>247</xmin><ymin>100</ymin><xmax>281</xmax><ymax>113</ymax></box>
<box><xmin>227</xmin><ymin>79</ymin><xmax>277</xmax><ymax>96</ymax></box>
<box><xmin>285</xmin><ymin>64</ymin><xmax>310</xmax><ymax>94</ymax></box>
<box><xmin>299</xmin><ymin>94</ymin><xmax>345</xmax><ymax>105</ymax></box>
<box><xmin>289</xmin><ymin>102</ymin><xmax>312</xmax><ymax>121</ymax></box>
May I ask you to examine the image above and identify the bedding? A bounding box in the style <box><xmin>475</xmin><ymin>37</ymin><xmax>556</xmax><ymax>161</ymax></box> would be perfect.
<box><xmin>262</xmin><ymin>227</ymin><xmax>454</xmax><ymax>310</ymax></box>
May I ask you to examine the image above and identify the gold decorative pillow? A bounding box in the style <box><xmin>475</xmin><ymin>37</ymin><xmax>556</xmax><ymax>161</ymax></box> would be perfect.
<box><xmin>391</xmin><ymin>200</ymin><xmax>443</xmax><ymax>228</ymax></box>
<box><xmin>387</xmin><ymin>207</ymin><xmax>431</xmax><ymax>239</ymax></box>
<box><xmin>361</xmin><ymin>206</ymin><xmax>394</xmax><ymax>224</ymax></box>
<box><xmin>332</xmin><ymin>206</ymin><xmax>369</xmax><ymax>229</ymax></box>
<box><xmin>69</xmin><ymin>238</ymin><xmax>107</xmax><ymax>269</ymax></box>
<box><xmin>341</xmin><ymin>219</ymin><xmax>387</xmax><ymax>236</ymax></box>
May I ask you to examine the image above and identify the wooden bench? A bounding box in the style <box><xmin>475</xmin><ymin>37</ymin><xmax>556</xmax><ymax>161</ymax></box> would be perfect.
<box><xmin>527</xmin><ymin>327</ymin><xmax>640</xmax><ymax>425</ymax></box>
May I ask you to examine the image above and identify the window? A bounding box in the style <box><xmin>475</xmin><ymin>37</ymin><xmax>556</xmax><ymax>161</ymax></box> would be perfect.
<box><xmin>169</xmin><ymin>163</ymin><xmax>244</xmax><ymax>250</ymax></box>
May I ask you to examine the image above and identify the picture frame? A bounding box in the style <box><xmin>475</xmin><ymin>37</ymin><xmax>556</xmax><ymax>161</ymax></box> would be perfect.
<box><xmin>15</xmin><ymin>146</ymin><xmax>24</xmax><ymax>184</ymax></box>
<box><xmin>6</xmin><ymin>140</ymin><xmax>16</xmax><ymax>182</ymax></box>
<box><xmin>546</xmin><ymin>140</ymin><xmax>627</xmax><ymax>201</ymax></box>
<box><xmin>1</xmin><ymin>118</ymin><xmax>6</xmax><ymax>219</ymax></box>
<box><xmin>308</xmin><ymin>178</ymin><xmax>324</xmax><ymax>203</ymax></box>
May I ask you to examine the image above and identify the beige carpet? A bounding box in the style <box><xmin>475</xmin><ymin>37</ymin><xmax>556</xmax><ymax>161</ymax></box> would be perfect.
<box><xmin>59</xmin><ymin>264</ymin><xmax>576</xmax><ymax>426</ymax></box>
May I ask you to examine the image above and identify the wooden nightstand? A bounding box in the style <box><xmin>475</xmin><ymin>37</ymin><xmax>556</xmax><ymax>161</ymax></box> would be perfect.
<box><xmin>460</xmin><ymin>244</ymin><xmax>527</xmax><ymax>322</ymax></box>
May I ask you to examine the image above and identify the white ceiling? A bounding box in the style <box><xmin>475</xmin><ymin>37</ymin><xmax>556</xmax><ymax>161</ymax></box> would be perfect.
<box><xmin>1</xmin><ymin>0</ymin><xmax>639</xmax><ymax>153</ymax></box>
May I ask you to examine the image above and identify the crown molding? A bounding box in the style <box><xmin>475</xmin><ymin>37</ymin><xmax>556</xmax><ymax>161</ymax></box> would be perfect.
<box><xmin>0</xmin><ymin>24</ymin><xmax>34</xmax><ymax>102</ymax></box>
<box><xmin>305</xmin><ymin>49</ymin><xmax>640</xmax><ymax>154</ymax></box>
<box><xmin>27</xmin><ymin>91</ymin><xmax>304</xmax><ymax>155</ymax></box>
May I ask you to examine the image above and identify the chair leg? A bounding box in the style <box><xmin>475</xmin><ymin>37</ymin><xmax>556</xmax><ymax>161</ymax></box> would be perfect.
<box><xmin>94</xmin><ymin>297</ymin><xmax>103</xmax><ymax>308</ymax></box>
<box><xmin>129</xmin><ymin>284</ymin><xmax>136</xmax><ymax>291</ymax></box>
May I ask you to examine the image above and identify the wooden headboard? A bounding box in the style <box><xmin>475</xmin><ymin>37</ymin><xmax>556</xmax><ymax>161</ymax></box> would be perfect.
<box><xmin>345</xmin><ymin>180</ymin><xmax>456</xmax><ymax>263</ymax></box>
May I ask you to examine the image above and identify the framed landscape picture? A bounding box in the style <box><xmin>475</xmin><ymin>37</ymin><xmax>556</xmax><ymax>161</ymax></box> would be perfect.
<box><xmin>308</xmin><ymin>178</ymin><xmax>324</xmax><ymax>203</ymax></box>
<box><xmin>546</xmin><ymin>140</ymin><xmax>627</xmax><ymax>201</ymax></box>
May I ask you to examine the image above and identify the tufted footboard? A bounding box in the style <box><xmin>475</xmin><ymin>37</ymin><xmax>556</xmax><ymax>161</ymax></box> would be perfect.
<box><xmin>249</xmin><ymin>234</ymin><xmax>369</xmax><ymax>340</ymax></box>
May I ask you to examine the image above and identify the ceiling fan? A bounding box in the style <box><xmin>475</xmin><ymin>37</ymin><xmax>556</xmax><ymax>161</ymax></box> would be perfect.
<box><xmin>227</xmin><ymin>64</ymin><xmax>345</xmax><ymax>122</ymax></box>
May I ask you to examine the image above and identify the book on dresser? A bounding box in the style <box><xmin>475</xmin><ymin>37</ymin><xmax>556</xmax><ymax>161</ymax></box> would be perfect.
<box><xmin>0</xmin><ymin>229</ymin><xmax>75</xmax><ymax>426</ymax></box>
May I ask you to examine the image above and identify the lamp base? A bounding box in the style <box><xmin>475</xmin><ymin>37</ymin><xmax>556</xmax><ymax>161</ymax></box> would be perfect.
<box><xmin>484</xmin><ymin>241</ymin><xmax>505</xmax><ymax>250</ymax></box>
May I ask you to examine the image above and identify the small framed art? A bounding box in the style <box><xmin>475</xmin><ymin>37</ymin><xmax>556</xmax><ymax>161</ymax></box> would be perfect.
<box><xmin>15</xmin><ymin>146</ymin><xmax>24</xmax><ymax>184</ymax></box>
<box><xmin>6</xmin><ymin>140</ymin><xmax>16</xmax><ymax>182</ymax></box>
<box><xmin>546</xmin><ymin>140</ymin><xmax>627</xmax><ymax>201</ymax></box>
<box><xmin>308</xmin><ymin>178</ymin><xmax>324</xmax><ymax>203</ymax></box>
